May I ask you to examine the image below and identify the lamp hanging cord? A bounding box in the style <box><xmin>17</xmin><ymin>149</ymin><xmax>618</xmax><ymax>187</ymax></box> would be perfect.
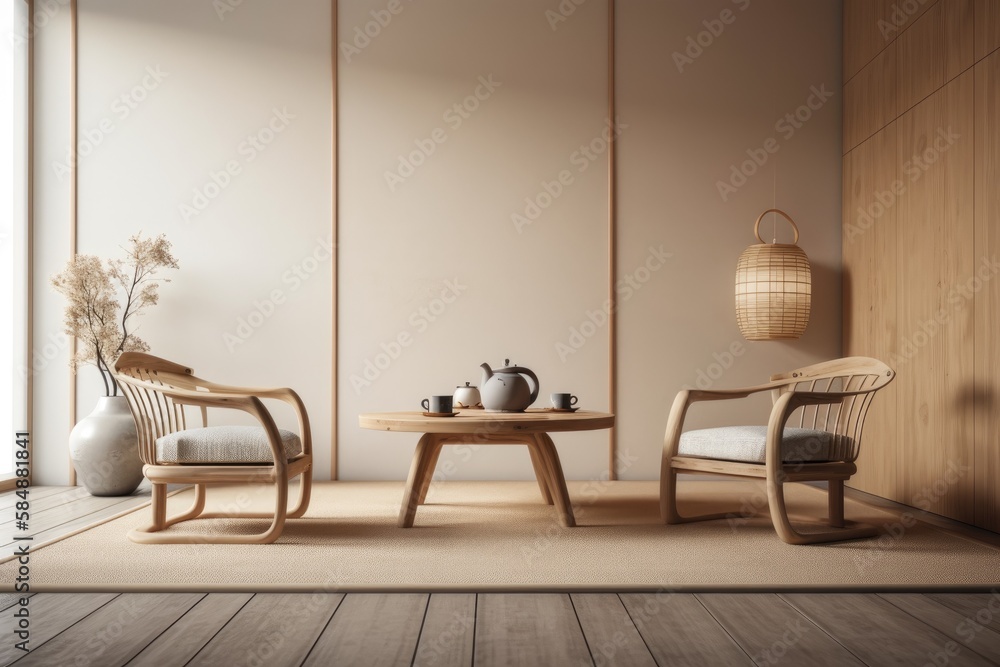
<box><xmin>772</xmin><ymin>152</ymin><xmax>778</xmax><ymax>243</ymax></box>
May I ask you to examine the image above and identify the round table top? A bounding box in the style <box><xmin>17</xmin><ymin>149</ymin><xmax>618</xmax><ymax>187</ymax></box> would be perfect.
<box><xmin>358</xmin><ymin>409</ymin><xmax>615</xmax><ymax>434</ymax></box>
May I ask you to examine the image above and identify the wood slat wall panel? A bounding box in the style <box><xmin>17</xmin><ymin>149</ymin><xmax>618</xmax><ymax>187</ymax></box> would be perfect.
<box><xmin>976</xmin><ymin>0</ymin><xmax>1000</xmax><ymax>60</ymax></box>
<box><xmin>974</xmin><ymin>51</ymin><xmax>1000</xmax><ymax>532</ymax></box>
<box><xmin>843</xmin><ymin>126</ymin><xmax>900</xmax><ymax>499</ymax></box>
<box><xmin>844</xmin><ymin>43</ymin><xmax>898</xmax><ymax>153</ymax></box>
<box><xmin>895</xmin><ymin>70</ymin><xmax>976</xmax><ymax>523</ymax></box>
<box><xmin>886</xmin><ymin>0</ymin><xmax>943</xmax><ymax>35</ymax></box>
<box><xmin>897</xmin><ymin>0</ymin><xmax>975</xmax><ymax>113</ymax></box>
<box><xmin>844</xmin><ymin>0</ymin><xmax>895</xmax><ymax>81</ymax></box>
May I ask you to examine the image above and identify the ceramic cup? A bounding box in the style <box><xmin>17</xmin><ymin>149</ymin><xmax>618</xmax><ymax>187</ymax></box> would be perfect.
<box><xmin>550</xmin><ymin>393</ymin><xmax>578</xmax><ymax>410</ymax></box>
<box><xmin>422</xmin><ymin>395</ymin><xmax>453</xmax><ymax>414</ymax></box>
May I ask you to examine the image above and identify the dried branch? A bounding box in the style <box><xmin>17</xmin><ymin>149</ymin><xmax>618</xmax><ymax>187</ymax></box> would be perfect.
<box><xmin>51</xmin><ymin>233</ymin><xmax>178</xmax><ymax>396</ymax></box>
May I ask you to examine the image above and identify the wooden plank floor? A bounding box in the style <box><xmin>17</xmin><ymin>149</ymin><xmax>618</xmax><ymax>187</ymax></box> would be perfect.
<box><xmin>0</xmin><ymin>486</ymin><xmax>151</xmax><ymax>555</ymax></box>
<box><xmin>2</xmin><ymin>488</ymin><xmax>1000</xmax><ymax>665</ymax></box>
<box><xmin>1</xmin><ymin>592</ymin><xmax>999</xmax><ymax>666</ymax></box>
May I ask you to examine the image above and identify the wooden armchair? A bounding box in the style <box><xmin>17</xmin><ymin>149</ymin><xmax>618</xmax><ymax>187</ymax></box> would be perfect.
<box><xmin>113</xmin><ymin>352</ymin><xmax>312</xmax><ymax>544</ymax></box>
<box><xmin>660</xmin><ymin>357</ymin><xmax>894</xmax><ymax>545</ymax></box>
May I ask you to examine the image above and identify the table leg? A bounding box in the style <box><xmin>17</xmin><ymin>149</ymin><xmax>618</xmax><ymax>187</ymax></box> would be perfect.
<box><xmin>534</xmin><ymin>433</ymin><xmax>577</xmax><ymax>527</ymax></box>
<box><xmin>399</xmin><ymin>434</ymin><xmax>438</xmax><ymax>528</ymax></box>
<box><xmin>527</xmin><ymin>441</ymin><xmax>555</xmax><ymax>505</ymax></box>
<box><xmin>416</xmin><ymin>439</ymin><xmax>445</xmax><ymax>504</ymax></box>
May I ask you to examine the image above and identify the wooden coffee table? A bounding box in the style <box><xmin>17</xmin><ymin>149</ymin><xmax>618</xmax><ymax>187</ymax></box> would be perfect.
<box><xmin>358</xmin><ymin>409</ymin><xmax>615</xmax><ymax>528</ymax></box>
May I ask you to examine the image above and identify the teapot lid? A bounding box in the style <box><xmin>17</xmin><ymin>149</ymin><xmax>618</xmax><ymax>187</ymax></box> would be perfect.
<box><xmin>496</xmin><ymin>359</ymin><xmax>525</xmax><ymax>372</ymax></box>
<box><xmin>457</xmin><ymin>381</ymin><xmax>476</xmax><ymax>388</ymax></box>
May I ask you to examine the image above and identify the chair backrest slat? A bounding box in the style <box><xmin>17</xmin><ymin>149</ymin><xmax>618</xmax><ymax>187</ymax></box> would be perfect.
<box><xmin>113</xmin><ymin>352</ymin><xmax>202</xmax><ymax>466</ymax></box>
<box><xmin>771</xmin><ymin>357</ymin><xmax>895</xmax><ymax>463</ymax></box>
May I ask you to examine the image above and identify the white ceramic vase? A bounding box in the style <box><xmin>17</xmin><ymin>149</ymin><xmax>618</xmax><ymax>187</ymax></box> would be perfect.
<box><xmin>69</xmin><ymin>396</ymin><xmax>144</xmax><ymax>496</ymax></box>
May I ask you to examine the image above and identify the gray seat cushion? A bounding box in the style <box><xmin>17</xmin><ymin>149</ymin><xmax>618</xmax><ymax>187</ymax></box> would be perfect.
<box><xmin>678</xmin><ymin>426</ymin><xmax>854</xmax><ymax>464</ymax></box>
<box><xmin>155</xmin><ymin>426</ymin><xmax>302</xmax><ymax>464</ymax></box>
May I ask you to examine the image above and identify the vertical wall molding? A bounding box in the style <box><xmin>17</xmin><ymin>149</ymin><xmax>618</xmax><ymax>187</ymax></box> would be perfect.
<box><xmin>331</xmin><ymin>0</ymin><xmax>339</xmax><ymax>480</ymax></box>
<box><xmin>26</xmin><ymin>0</ymin><xmax>34</xmax><ymax>488</ymax></box>
<box><xmin>68</xmin><ymin>0</ymin><xmax>78</xmax><ymax>486</ymax></box>
<box><xmin>607</xmin><ymin>0</ymin><xmax>617</xmax><ymax>480</ymax></box>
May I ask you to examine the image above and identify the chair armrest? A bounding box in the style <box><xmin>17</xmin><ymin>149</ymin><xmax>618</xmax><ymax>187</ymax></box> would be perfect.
<box><xmin>661</xmin><ymin>383</ymin><xmax>869</xmax><ymax>465</ymax></box>
<box><xmin>661</xmin><ymin>385</ymin><xmax>781</xmax><ymax>463</ymax></box>
<box><xmin>116</xmin><ymin>377</ymin><xmax>293</xmax><ymax>470</ymax></box>
<box><xmin>762</xmin><ymin>389</ymin><xmax>874</xmax><ymax>471</ymax></box>
<box><xmin>195</xmin><ymin>382</ymin><xmax>313</xmax><ymax>458</ymax></box>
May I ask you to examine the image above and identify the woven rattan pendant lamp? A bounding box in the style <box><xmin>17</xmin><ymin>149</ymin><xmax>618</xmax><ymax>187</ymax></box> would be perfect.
<box><xmin>735</xmin><ymin>208</ymin><xmax>811</xmax><ymax>340</ymax></box>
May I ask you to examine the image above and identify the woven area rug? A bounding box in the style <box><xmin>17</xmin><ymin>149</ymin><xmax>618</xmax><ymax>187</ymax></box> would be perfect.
<box><xmin>4</xmin><ymin>481</ymin><xmax>999</xmax><ymax>592</ymax></box>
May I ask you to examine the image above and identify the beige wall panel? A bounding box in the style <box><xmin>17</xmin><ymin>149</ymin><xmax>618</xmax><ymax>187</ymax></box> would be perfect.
<box><xmin>70</xmin><ymin>0</ymin><xmax>334</xmax><ymax>474</ymax></box>
<box><xmin>844</xmin><ymin>43</ymin><xmax>897</xmax><ymax>153</ymax></box>
<box><xmin>897</xmin><ymin>0</ymin><xmax>975</xmax><ymax>113</ymax></box>
<box><xmin>29</xmin><ymin>1</ymin><xmax>75</xmax><ymax>485</ymax></box>
<box><xmin>842</xmin><ymin>126</ymin><xmax>899</xmax><ymax>499</ymax></box>
<box><xmin>895</xmin><ymin>70</ymin><xmax>976</xmax><ymax>523</ymax></box>
<box><xmin>976</xmin><ymin>0</ymin><xmax>1000</xmax><ymax>60</ymax></box>
<box><xmin>338</xmin><ymin>0</ymin><xmax>611</xmax><ymax>481</ymax></box>
<box><xmin>975</xmin><ymin>52</ymin><xmax>1000</xmax><ymax>531</ymax></box>
<box><xmin>616</xmin><ymin>0</ymin><xmax>843</xmax><ymax>479</ymax></box>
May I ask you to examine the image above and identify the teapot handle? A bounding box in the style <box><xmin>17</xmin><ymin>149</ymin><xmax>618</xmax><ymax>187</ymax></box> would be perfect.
<box><xmin>520</xmin><ymin>368</ymin><xmax>540</xmax><ymax>406</ymax></box>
